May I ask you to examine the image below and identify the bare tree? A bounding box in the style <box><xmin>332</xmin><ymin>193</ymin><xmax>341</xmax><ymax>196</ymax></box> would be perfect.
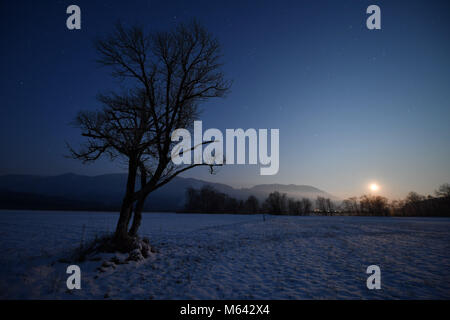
<box><xmin>244</xmin><ymin>195</ymin><xmax>259</xmax><ymax>214</ymax></box>
<box><xmin>435</xmin><ymin>183</ymin><xmax>450</xmax><ymax>198</ymax></box>
<box><xmin>342</xmin><ymin>197</ymin><xmax>359</xmax><ymax>214</ymax></box>
<box><xmin>263</xmin><ymin>191</ymin><xmax>288</xmax><ymax>215</ymax></box>
<box><xmin>390</xmin><ymin>199</ymin><xmax>405</xmax><ymax>216</ymax></box>
<box><xmin>402</xmin><ymin>191</ymin><xmax>426</xmax><ymax>216</ymax></box>
<box><xmin>405</xmin><ymin>191</ymin><xmax>426</xmax><ymax>204</ymax></box>
<box><xmin>69</xmin><ymin>21</ymin><xmax>230</xmax><ymax>247</ymax></box>
<box><xmin>288</xmin><ymin>198</ymin><xmax>302</xmax><ymax>215</ymax></box>
<box><xmin>325</xmin><ymin>198</ymin><xmax>334</xmax><ymax>215</ymax></box>
<box><xmin>301</xmin><ymin>198</ymin><xmax>312</xmax><ymax>215</ymax></box>
<box><xmin>315</xmin><ymin>196</ymin><xmax>327</xmax><ymax>214</ymax></box>
<box><xmin>360</xmin><ymin>195</ymin><xmax>389</xmax><ymax>216</ymax></box>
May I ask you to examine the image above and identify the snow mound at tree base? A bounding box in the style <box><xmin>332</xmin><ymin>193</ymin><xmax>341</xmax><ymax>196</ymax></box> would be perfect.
<box><xmin>67</xmin><ymin>234</ymin><xmax>156</xmax><ymax>269</ymax></box>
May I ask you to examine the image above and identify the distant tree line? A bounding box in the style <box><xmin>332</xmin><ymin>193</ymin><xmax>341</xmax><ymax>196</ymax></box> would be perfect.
<box><xmin>184</xmin><ymin>186</ymin><xmax>250</xmax><ymax>214</ymax></box>
<box><xmin>184</xmin><ymin>186</ymin><xmax>314</xmax><ymax>215</ymax></box>
<box><xmin>341</xmin><ymin>183</ymin><xmax>450</xmax><ymax>217</ymax></box>
<box><xmin>183</xmin><ymin>183</ymin><xmax>450</xmax><ymax>217</ymax></box>
<box><xmin>184</xmin><ymin>185</ymin><xmax>313</xmax><ymax>215</ymax></box>
<box><xmin>341</xmin><ymin>195</ymin><xmax>390</xmax><ymax>216</ymax></box>
<box><xmin>262</xmin><ymin>191</ymin><xmax>313</xmax><ymax>215</ymax></box>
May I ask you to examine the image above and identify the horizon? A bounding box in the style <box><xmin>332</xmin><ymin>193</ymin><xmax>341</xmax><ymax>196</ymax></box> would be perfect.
<box><xmin>0</xmin><ymin>171</ymin><xmax>440</xmax><ymax>201</ymax></box>
<box><xmin>1</xmin><ymin>0</ymin><xmax>449</xmax><ymax>200</ymax></box>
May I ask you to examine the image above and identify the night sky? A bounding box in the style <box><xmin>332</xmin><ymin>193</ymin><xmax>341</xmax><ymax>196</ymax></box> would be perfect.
<box><xmin>1</xmin><ymin>0</ymin><xmax>449</xmax><ymax>199</ymax></box>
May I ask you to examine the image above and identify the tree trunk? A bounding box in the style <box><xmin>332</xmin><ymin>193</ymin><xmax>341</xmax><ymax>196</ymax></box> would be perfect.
<box><xmin>114</xmin><ymin>158</ymin><xmax>138</xmax><ymax>242</ymax></box>
<box><xmin>129</xmin><ymin>196</ymin><xmax>145</xmax><ymax>237</ymax></box>
<box><xmin>115</xmin><ymin>198</ymin><xmax>134</xmax><ymax>241</ymax></box>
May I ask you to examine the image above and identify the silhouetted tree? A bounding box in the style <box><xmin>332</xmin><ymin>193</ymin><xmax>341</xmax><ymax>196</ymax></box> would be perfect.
<box><xmin>405</xmin><ymin>191</ymin><xmax>426</xmax><ymax>204</ymax></box>
<box><xmin>389</xmin><ymin>199</ymin><xmax>405</xmax><ymax>216</ymax></box>
<box><xmin>244</xmin><ymin>195</ymin><xmax>259</xmax><ymax>214</ymax></box>
<box><xmin>342</xmin><ymin>197</ymin><xmax>359</xmax><ymax>214</ymax></box>
<box><xmin>360</xmin><ymin>195</ymin><xmax>389</xmax><ymax>216</ymax></box>
<box><xmin>301</xmin><ymin>198</ymin><xmax>312</xmax><ymax>215</ymax></box>
<box><xmin>435</xmin><ymin>183</ymin><xmax>450</xmax><ymax>198</ymax></box>
<box><xmin>264</xmin><ymin>191</ymin><xmax>288</xmax><ymax>215</ymax></box>
<box><xmin>325</xmin><ymin>198</ymin><xmax>334</xmax><ymax>215</ymax></box>
<box><xmin>315</xmin><ymin>196</ymin><xmax>333</xmax><ymax>214</ymax></box>
<box><xmin>288</xmin><ymin>198</ymin><xmax>302</xmax><ymax>215</ymax></box>
<box><xmin>402</xmin><ymin>191</ymin><xmax>426</xmax><ymax>216</ymax></box>
<box><xmin>184</xmin><ymin>186</ymin><xmax>253</xmax><ymax>214</ymax></box>
<box><xmin>69</xmin><ymin>21</ymin><xmax>230</xmax><ymax>247</ymax></box>
<box><xmin>315</xmin><ymin>196</ymin><xmax>326</xmax><ymax>213</ymax></box>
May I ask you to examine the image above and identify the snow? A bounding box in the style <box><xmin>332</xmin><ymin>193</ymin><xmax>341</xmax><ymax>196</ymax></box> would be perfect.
<box><xmin>0</xmin><ymin>210</ymin><xmax>449</xmax><ymax>299</ymax></box>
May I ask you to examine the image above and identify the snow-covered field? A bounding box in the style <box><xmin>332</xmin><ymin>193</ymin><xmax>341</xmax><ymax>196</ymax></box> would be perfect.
<box><xmin>0</xmin><ymin>210</ymin><xmax>449</xmax><ymax>299</ymax></box>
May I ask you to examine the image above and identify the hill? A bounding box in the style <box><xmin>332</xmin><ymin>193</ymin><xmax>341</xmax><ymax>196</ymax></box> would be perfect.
<box><xmin>0</xmin><ymin>173</ymin><xmax>334</xmax><ymax>211</ymax></box>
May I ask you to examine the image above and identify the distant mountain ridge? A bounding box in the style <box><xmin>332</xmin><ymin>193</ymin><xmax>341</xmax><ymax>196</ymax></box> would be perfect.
<box><xmin>0</xmin><ymin>173</ymin><xmax>334</xmax><ymax>212</ymax></box>
<box><xmin>241</xmin><ymin>184</ymin><xmax>335</xmax><ymax>201</ymax></box>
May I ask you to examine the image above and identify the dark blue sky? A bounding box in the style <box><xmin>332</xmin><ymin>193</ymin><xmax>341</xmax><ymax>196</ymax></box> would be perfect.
<box><xmin>1</xmin><ymin>0</ymin><xmax>449</xmax><ymax>199</ymax></box>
